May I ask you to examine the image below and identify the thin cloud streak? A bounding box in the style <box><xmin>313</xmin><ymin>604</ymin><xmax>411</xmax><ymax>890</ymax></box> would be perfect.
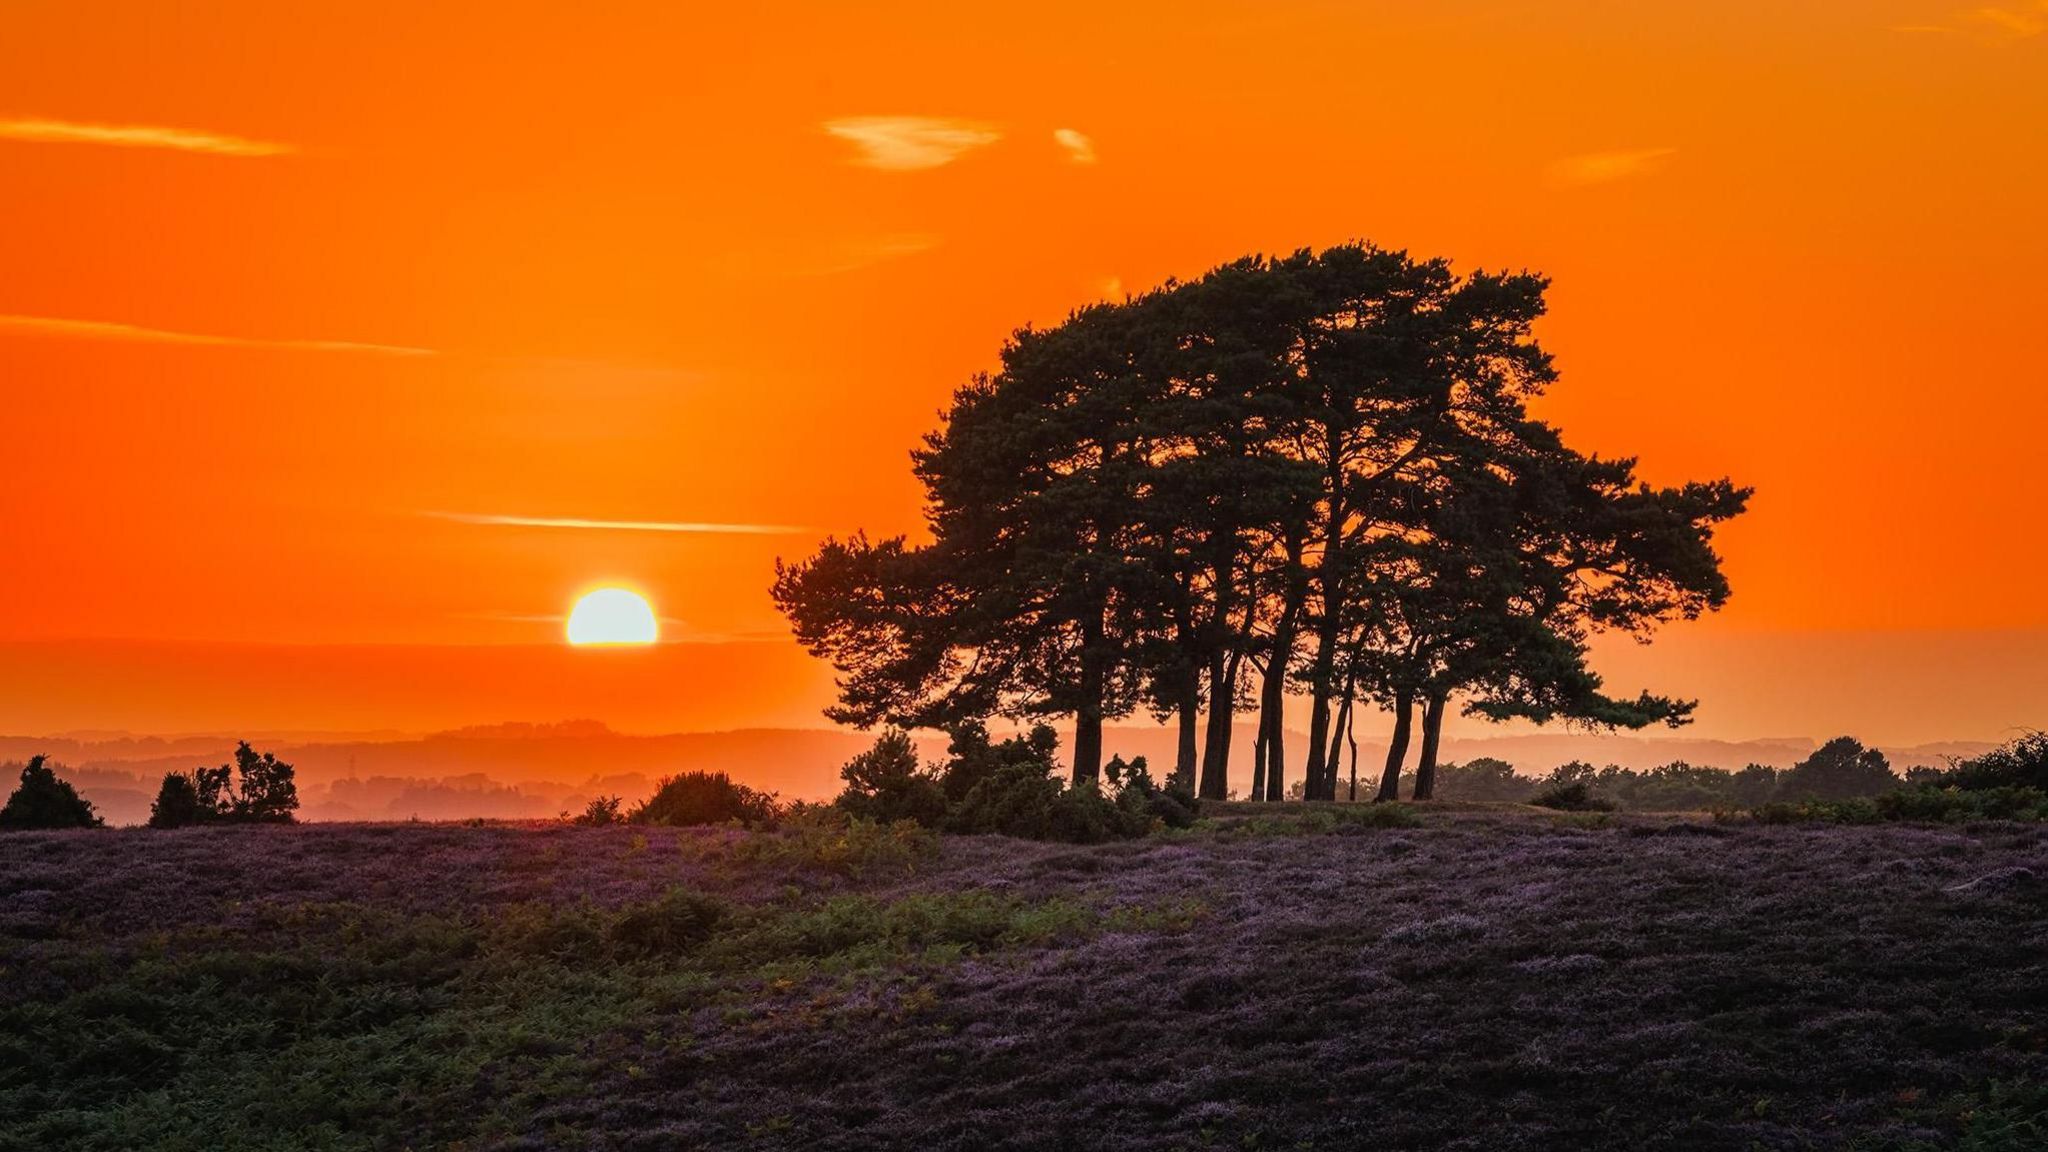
<box><xmin>0</xmin><ymin>117</ymin><xmax>292</xmax><ymax>156</ymax></box>
<box><xmin>1053</xmin><ymin>128</ymin><xmax>1097</xmax><ymax>164</ymax></box>
<box><xmin>0</xmin><ymin>314</ymin><xmax>434</xmax><ymax>357</ymax></box>
<box><xmin>1969</xmin><ymin>4</ymin><xmax>2047</xmax><ymax>37</ymax></box>
<box><xmin>1546</xmin><ymin>147</ymin><xmax>1679</xmax><ymax>188</ymax></box>
<box><xmin>427</xmin><ymin>512</ymin><xmax>811</xmax><ymax>535</ymax></box>
<box><xmin>793</xmin><ymin>232</ymin><xmax>942</xmax><ymax>276</ymax></box>
<box><xmin>823</xmin><ymin>116</ymin><xmax>1000</xmax><ymax>170</ymax></box>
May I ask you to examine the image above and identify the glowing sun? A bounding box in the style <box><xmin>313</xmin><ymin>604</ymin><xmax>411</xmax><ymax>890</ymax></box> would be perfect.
<box><xmin>566</xmin><ymin>588</ymin><xmax>659</xmax><ymax>646</ymax></box>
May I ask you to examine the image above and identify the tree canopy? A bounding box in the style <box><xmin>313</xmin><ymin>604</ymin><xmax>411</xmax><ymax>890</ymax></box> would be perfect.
<box><xmin>0</xmin><ymin>755</ymin><xmax>103</xmax><ymax>830</ymax></box>
<box><xmin>774</xmin><ymin>243</ymin><xmax>1750</xmax><ymax>800</ymax></box>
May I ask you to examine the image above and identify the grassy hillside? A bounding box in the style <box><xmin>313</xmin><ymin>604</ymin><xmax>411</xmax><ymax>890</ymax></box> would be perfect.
<box><xmin>3</xmin><ymin>810</ymin><xmax>2044</xmax><ymax>1149</ymax></box>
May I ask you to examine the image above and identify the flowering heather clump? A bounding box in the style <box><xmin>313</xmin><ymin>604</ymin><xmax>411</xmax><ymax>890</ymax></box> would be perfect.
<box><xmin>1</xmin><ymin>813</ymin><xmax>2045</xmax><ymax>1149</ymax></box>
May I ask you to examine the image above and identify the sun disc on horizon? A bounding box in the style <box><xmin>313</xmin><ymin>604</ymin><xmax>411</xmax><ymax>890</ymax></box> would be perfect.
<box><xmin>566</xmin><ymin>588</ymin><xmax>659</xmax><ymax>646</ymax></box>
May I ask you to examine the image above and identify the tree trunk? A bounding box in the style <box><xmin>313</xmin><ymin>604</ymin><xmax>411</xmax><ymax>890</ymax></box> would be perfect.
<box><xmin>1254</xmin><ymin>650</ymin><xmax>1283</xmax><ymax>802</ymax></box>
<box><xmin>1412</xmin><ymin>688</ymin><xmax>1448</xmax><ymax>800</ymax></box>
<box><xmin>1174</xmin><ymin>675</ymin><xmax>1200</xmax><ymax>792</ymax></box>
<box><xmin>1198</xmin><ymin>650</ymin><xmax>1239</xmax><ymax>800</ymax></box>
<box><xmin>1072</xmin><ymin>608</ymin><xmax>1106</xmax><ymax>785</ymax></box>
<box><xmin>1072</xmin><ymin>708</ymin><xmax>1102</xmax><ymax>786</ymax></box>
<box><xmin>1346</xmin><ymin>710</ymin><xmax>1360</xmax><ymax>802</ymax></box>
<box><xmin>1375</xmin><ymin>688</ymin><xmax>1414</xmax><ymax>801</ymax></box>
<box><xmin>1300</xmin><ymin>611</ymin><xmax>1340</xmax><ymax>802</ymax></box>
<box><xmin>1324</xmin><ymin>663</ymin><xmax>1357</xmax><ymax>791</ymax></box>
<box><xmin>1249</xmin><ymin>667</ymin><xmax>1269</xmax><ymax>804</ymax></box>
<box><xmin>1262</xmin><ymin>530</ymin><xmax>1307</xmax><ymax>802</ymax></box>
<box><xmin>1261</xmin><ymin>681</ymin><xmax>1286</xmax><ymax>802</ymax></box>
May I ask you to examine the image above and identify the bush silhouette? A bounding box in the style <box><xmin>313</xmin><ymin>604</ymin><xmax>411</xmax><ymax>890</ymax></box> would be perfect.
<box><xmin>835</xmin><ymin>729</ymin><xmax>948</xmax><ymax>827</ymax></box>
<box><xmin>0</xmin><ymin>755</ymin><xmax>103</xmax><ymax>830</ymax></box>
<box><xmin>1943</xmin><ymin>732</ymin><xmax>2048</xmax><ymax>792</ymax></box>
<box><xmin>1531</xmin><ymin>781</ymin><xmax>1615</xmax><ymax>813</ymax></box>
<box><xmin>571</xmin><ymin>795</ymin><xmax>625</xmax><ymax>825</ymax></box>
<box><xmin>148</xmin><ymin>743</ymin><xmax>300</xmax><ymax>828</ymax></box>
<box><xmin>1778</xmin><ymin>737</ymin><xmax>1895</xmax><ymax>802</ymax></box>
<box><xmin>632</xmin><ymin>771</ymin><xmax>780</xmax><ymax>827</ymax></box>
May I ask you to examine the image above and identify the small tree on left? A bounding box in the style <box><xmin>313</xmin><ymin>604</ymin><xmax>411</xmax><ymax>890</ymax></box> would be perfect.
<box><xmin>0</xmin><ymin>755</ymin><xmax>103</xmax><ymax>830</ymax></box>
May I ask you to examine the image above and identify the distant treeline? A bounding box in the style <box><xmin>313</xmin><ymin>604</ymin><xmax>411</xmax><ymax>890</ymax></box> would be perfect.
<box><xmin>1360</xmin><ymin>735</ymin><xmax>1910</xmax><ymax>810</ymax></box>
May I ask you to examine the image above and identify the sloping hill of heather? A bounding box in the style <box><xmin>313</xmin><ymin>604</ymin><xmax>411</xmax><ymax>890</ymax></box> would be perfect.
<box><xmin>2</xmin><ymin>811</ymin><xmax>2044</xmax><ymax>1149</ymax></box>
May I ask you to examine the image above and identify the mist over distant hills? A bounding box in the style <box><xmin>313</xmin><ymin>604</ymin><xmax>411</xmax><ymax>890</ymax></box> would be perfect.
<box><xmin>1</xmin><ymin>721</ymin><xmax>1998</xmax><ymax>826</ymax></box>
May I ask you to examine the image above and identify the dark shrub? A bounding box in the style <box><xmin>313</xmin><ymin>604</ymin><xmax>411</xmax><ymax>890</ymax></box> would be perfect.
<box><xmin>0</xmin><ymin>755</ymin><xmax>103</xmax><ymax>830</ymax></box>
<box><xmin>836</xmin><ymin>729</ymin><xmax>949</xmax><ymax>827</ymax></box>
<box><xmin>1532</xmin><ymin>781</ymin><xmax>1616</xmax><ymax>812</ymax></box>
<box><xmin>572</xmin><ymin>795</ymin><xmax>624</xmax><ymax>825</ymax></box>
<box><xmin>632</xmin><ymin>771</ymin><xmax>779</xmax><ymax>827</ymax></box>
<box><xmin>1107</xmin><ymin>754</ymin><xmax>1199</xmax><ymax>830</ymax></box>
<box><xmin>1744</xmin><ymin>797</ymin><xmax>1881</xmax><ymax>825</ymax></box>
<box><xmin>233</xmin><ymin>743</ymin><xmax>300</xmax><ymax>823</ymax></box>
<box><xmin>938</xmin><ymin>721</ymin><xmax>1061</xmax><ymax>803</ymax></box>
<box><xmin>949</xmin><ymin>758</ymin><xmax>1065</xmax><ymax>838</ymax></box>
<box><xmin>1434</xmin><ymin>758</ymin><xmax>1536</xmax><ymax>802</ymax></box>
<box><xmin>147</xmin><ymin>743</ymin><xmax>299</xmax><ymax>827</ymax></box>
<box><xmin>148</xmin><ymin>772</ymin><xmax>209</xmax><ymax>828</ymax></box>
<box><xmin>1047</xmin><ymin>780</ymin><xmax>1146</xmax><ymax>844</ymax></box>
<box><xmin>1875</xmin><ymin>785</ymin><xmax>2048</xmax><ymax>823</ymax></box>
<box><xmin>1943</xmin><ymin>732</ymin><xmax>2048</xmax><ymax>792</ymax></box>
<box><xmin>1777</xmin><ymin>736</ymin><xmax>1895</xmax><ymax>802</ymax></box>
<box><xmin>611</xmin><ymin>889</ymin><xmax>727</xmax><ymax>957</ymax></box>
<box><xmin>1730</xmin><ymin>763</ymin><xmax>1780</xmax><ymax>807</ymax></box>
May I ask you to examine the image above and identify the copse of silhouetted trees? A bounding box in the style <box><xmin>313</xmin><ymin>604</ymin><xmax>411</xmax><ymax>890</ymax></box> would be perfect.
<box><xmin>774</xmin><ymin>243</ymin><xmax>1748</xmax><ymax>803</ymax></box>
<box><xmin>148</xmin><ymin>742</ymin><xmax>301</xmax><ymax>828</ymax></box>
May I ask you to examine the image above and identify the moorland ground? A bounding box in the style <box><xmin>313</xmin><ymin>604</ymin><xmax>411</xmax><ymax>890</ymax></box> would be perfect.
<box><xmin>2</xmin><ymin>808</ymin><xmax>2044</xmax><ymax>1150</ymax></box>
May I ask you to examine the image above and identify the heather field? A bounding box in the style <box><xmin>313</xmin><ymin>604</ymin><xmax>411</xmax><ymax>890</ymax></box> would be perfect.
<box><xmin>4</xmin><ymin>810</ymin><xmax>2045</xmax><ymax>1150</ymax></box>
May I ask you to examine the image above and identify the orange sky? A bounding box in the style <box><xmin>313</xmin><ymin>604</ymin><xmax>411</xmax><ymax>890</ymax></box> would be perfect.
<box><xmin>3</xmin><ymin>1</ymin><xmax>2046</xmax><ymax>745</ymax></box>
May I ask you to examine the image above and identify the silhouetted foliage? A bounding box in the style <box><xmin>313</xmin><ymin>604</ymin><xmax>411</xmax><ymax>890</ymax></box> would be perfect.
<box><xmin>0</xmin><ymin>755</ymin><xmax>103</xmax><ymax>830</ymax></box>
<box><xmin>232</xmin><ymin>744</ymin><xmax>300</xmax><ymax>823</ymax></box>
<box><xmin>147</xmin><ymin>743</ymin><xmax>299</xmax><ymax>828</ymax></box>
<box><xmin>1530</xmin><ymin>781</ymin><xmax>1614</xmax><ymax>812</ymax></box>
<box><xmin>834</xmin><ymin>729</ymin><xmax>948</xmax><ymax>827</ymax></box>
<box><xmin>1776</xmin><ymin>736</ymin><xmax>1895</xmax><ymax>802</ymax></box>
<box><xmin>775</xmin><ymin>243</ymin><xmax>1748</xmax><ymax>803</ymax></box>
<box><xmin>832</xmin><ymin>726</ymin><xmax>1193</xmax><ymax>842</ymax></box>
<box><xmin>573</xmin><ymin>795</ymin><xmax>625</xmax><ymax>826</ymax></box>
<box><xmin>1429</xmin><ymin>758</ymin><xmax>1526</xmax><ymax>802</ymax></box>
<box><xmin>148</xmin><ymin>772</ymin><xmax>209</xmax><ymax>829</ymax></box>
<box><xmin>1106</xmin><ymin>753</ymin><xmax>1201</xmax><ymax>830</ymax></box>
<box><xmin>1940</xmin><ymin>731</ymin><xmax>2048</xmax><ymax>792</ymax></box>
<box><xmin>631</xmin><ymin>771</ymin><xmax>780</xmax><ymax>827</ymax></box>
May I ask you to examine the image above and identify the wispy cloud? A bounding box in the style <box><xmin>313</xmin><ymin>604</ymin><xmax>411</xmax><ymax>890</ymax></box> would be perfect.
<box><xmin>823</xmin><ymin>116</ymin><xmax>1000</xmax><ymax>171</ymax></box>
<box><xmin>0</xmin><ymin>314</ymin><xmax>433</xmax><ymax>357</ymax></box>
<box><xmin>1894</xmin><ymin>3</ymin><xmax>2048</xmax><ymax>37</ymax></box>
<box><xmin>795</xmin><ymin>233</ymin><xmax>942</xmax><ymax>276</ymax></box>
<box><xmin>1969</xmin><ymin>4</ymin><xmax>2047</xmax><ymax>37</ymax></box>
<box><xmin>0</xmin><ymin>117</ymin><xmax>292</xmax><ymax>156</ymax></box>
<box><xmin>1546</xmin><ymin>147</ymin><xmax>1679</xmax><ymax>189</ymax></box>
<box><xmin>426</xmin><ymin>512</ymin><xmax>810</xmax><ymax>535</ymax></box>
<box><xmin>1053</xmin><ymin>128</ymin><xmax>1097</xmax><ymax>164</ymax></box>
